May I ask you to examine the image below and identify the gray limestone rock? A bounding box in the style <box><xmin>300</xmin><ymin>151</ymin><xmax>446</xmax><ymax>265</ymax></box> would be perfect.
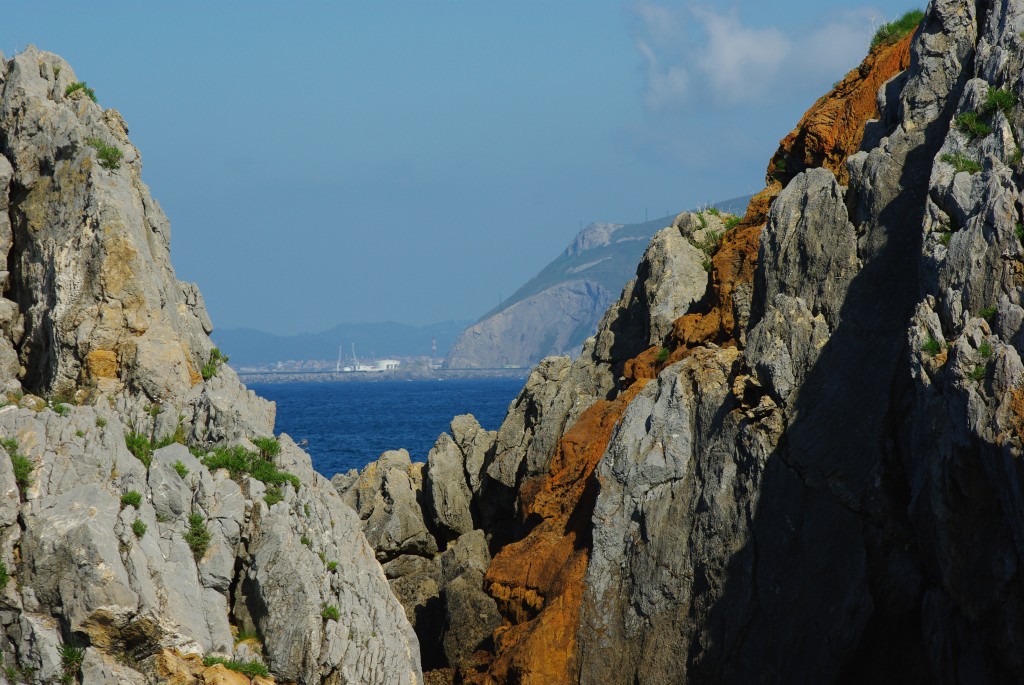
<box><xmin>449</xmin><ymin>414</ymin><xmax>495</xmax><ymax>496</ymax></box>
<box><xmin>753</xmin><ymin>167</ymin><xmax>859</xmax><ymax>332</ymax></box>
<box><xmin>0</xmin><ymin>46</ymin><xmax>422</xmax><ymax>685</ymax></box>
<box><xmin>426</xmin><ymin>433</ymin><xmax>475</xmax><ymax>539</ymax></box>
<box><xmin>334</xmin><ymin>449</ymin><xmax>437</xmax><ymax>560</ymax></box>
<box><xmin>440</xmin><ymin>569</ymin><xmax>501</xmax><ymax>670</ymax></box>
<box><xmin>438</xmin><ymin>530</ymin><xmax>491</xmax><ymax>588</ymax></box>
<box><xmin>638</xmin><ymin>223</ymin><xmax>709</xmax><ymax>343</ymax></box>
<box><xmin>746</xmin><ymin>294</ymin><xmax>831</xmax><ymax>404</ymax></box>
<box><xmin>579</xmin><ymin>348</ymin><xmax>782</xmax><ymax>684</ymax></box>
<box><xmin>576</xmin><ymin>2</ymin><xmax>1024</xmax><ymax>682</ymax></box>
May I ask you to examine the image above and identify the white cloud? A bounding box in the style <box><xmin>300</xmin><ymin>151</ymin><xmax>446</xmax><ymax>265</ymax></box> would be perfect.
<box><xmin>632</xmin><ymin>1</ymin><xmax>692</xmax><ymax>109</ymax></box>
<box><xmin>630</xmin><ymin>3</ymin><xmax>889</xmax><ymax>109</ymax></box>
<box><xmin>691</xmin><ymin>7</ymin><xmax>790</xmax><ymax>104</ymax></box>
<box><xmin>797</xmin><ymin>10</ymin><xmax>881</xmax><ymax>82</ymax></box>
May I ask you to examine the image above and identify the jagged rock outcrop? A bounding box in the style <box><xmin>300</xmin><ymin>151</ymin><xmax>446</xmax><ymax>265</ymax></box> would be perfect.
<box><xmin>445</xmin><ymin>200</ymin><xmax>749</xmax><ymax>371</ymax></box>
<box><xmin>346</xmin><ymin>4</ymin><xmax>1024</xmax><ymax>683</ymax></box>
<box><xmin>333</xmin><ymin>419</ymin><xmax>501</xmax><ymax>672</ymax></box>
<box><xmin>0</xmin><ymin>47</ymin><xmax>421</xmax><ymax>684</ymax></box>
<box><xmin>576</xmin><ymin>2</ymin><xmax>1024</xmax><ymax>683</ymax></box>
<box><xmin>342</xmin><ymin>205</ymin><xmax>730</xmax><ymax>678</ymax></box>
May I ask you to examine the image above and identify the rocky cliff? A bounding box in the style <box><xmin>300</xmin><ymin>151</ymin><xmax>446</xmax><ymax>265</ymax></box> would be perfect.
<box><xmin>344</xmin><ymin>2</ymin><xmax>1024</xmax><ymax>682</ymax></box>
<box><xmin>445</xmin><ymin>198</ymin><xmax>749</xmax><ymax>370</ymax></box>
<box><xmin>0</xmin><ymin>48</ymin><xmax>421</xmax><ymax>683</ymax></box>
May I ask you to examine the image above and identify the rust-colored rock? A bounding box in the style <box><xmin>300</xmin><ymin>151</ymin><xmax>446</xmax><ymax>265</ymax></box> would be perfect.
<box><xmin>468</xmin><ymin>382</ymin><xmax>648</xmax><ymax>684</ymax></box>
<box><xmin>669</xmin><ymin>220</ymin><xmax>763</xmax><ymax>352</ymax></box>
<box><xmin>459</xmin><ymin>32</ymin><xmax>919</xmax><ymax>685</ymax></box>
<box><xmin>85</xmin><ymin>349</ymin><xmax>118</xmax><ymax>379</ymax></box>
<box><xmin>670</xmin><ymin>32</ymin><xmax>914</xmax><ymax>355</ymax></box>
<box><xmin>770</xmin><ymin>30</ymin><xmax>914</xmax><ymax>186</ymax></box>
<box><xmin>154</xmin><ymin>650</ymin><xmax>205</xmax><ymax>685</ymax></box>
<box><xmin>201</xmin><ymin>664</ymin><xmax>252</xmax><ymax>685</ymax></box>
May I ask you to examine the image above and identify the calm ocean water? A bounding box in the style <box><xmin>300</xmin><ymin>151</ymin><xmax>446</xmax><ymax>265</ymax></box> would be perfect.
<box><xmin>248</xmin><ymin>378</ymin><xmax>525</xmax><ymax>478</ymax></box>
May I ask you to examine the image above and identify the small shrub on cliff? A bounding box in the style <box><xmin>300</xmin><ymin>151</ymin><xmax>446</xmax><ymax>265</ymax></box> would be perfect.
<box><xmin>253</xmin><ymin>436</ymin><xmax>281</xmax><ymax>459</ymax></box>
<box><xmin>2</xmin><ymin>438</ymin><xmax>33</xmax><ymax>499</ymax></box>
<box><xmin>983</xmin><ymin>87</ymin><xmax>1017</xmax><ymax>117</ymax></box>
<box><xmin>201</xmin><ymin>348</ymin><xmax>229</xmax><ymax>380</ymax></box>
<box><xmin>86</xmin><ymin>137</ymin><xmax>123</xmax><ymax>170</ymax></box>
<box><xmin>173</xmin><ymin>460</ymin><xmax>189</xmax><ymax>479</ymax></box>
<box><xmin>693</xmin><ymin>229</ymin><xmax>723</xmax><ymax>257</ymax></box>
<box><xmin>124</xmin><ymin>432</ymin><xmax>153</xmax><ymax>468</ymax></box>
<box><xmin>0</xmin><ymin>561</ymin><xmax>9</xmax><ymax>591</ymax></box>
<box><xmin>922</xmin><ymin>337</ymin><xmax>943</xmax><ymax>356</ymax></box>
<box><xmin>969</xmin><ymin>364</ymin><xmax>987</xmax><ymax>382</ymax></box>
<box><xmin>201</xmin><ymin>656</ymin><xmax>269</xmax><ymax>678</ymax></box>
<box><xmin>263</xmin><ymin>486</ymin><xmax>284</xmax><ymax>506</ymax></box>
<box><xmin>724</xmin><ymin>215</ymin><xmax>742</xmax><ymax>230</ymax></box>
<box><xmin>203</xmin><ymin>444</ymin><xmax>300</xmax><ymax>490</ymax></box>
<box><xmin>58</xmin><ymin>643</ymin><xmax>84</xmax><ymax>683</ymax></box>
<box><xmin>870</xmin><ymin>9</ymin><xmax>925</xmax><ymax>49</ymax></box>
<box><xmin>321</xmin><ymin>604</ymin><xmax>341</xmax><ymax>621</ymax></box>
<box><xmin>655</xmin><ymin>347</ymin><xmax>670</xmax><ymax>363</ymax></box>
<box><xmin>184</xmin><ymin>513</ymin><xmax>212</xmax><ymax>560</ymax></box>
<box><xmin>131</xmin><ymin>518</ymin><xmax>147</xmax><ymax>538</ymax></box>
<box><xmin>979</xmin><ymin>342</ymin><xmax>993</xmax><ymax>358</ymax></box>
<box><xmin>327</xmin><ymin>560</ymin><xmax>338</xmax><ymax>572</ymax></box>
<box><xmin>233</xmin><ymin>630</ymin><xmax>261</xmax><ymax>646</ymax></box>
<box><xmin>955</xmin><ymin>112</ymin><xmax>992</xmax><ymax>139</ymax></box>
<box><xmin>64</xmin><ymin>81</ymin><xmax>96</xmax><ymax>101</ymax></box>
<box><xmin>941</xmin><ymin>152</ymin><xmax>982</xmax><ymax>174</ymax></box>
<box><xmin>979</xmin><ymin>306</ymin><xmax>998</xmax><ymax>322</ymax></box>
<box><xmin>120</xmin><ymin>491</ymin><xmax>142</xmax><ymax>509</ymax></box>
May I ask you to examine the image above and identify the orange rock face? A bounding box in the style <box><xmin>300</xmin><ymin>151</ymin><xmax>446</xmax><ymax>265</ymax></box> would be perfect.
<box><xmin>466</xmin><ymin>381</ymin><xmax>647</xmax><ymax>684</ymax></box>
<box><xmin>461</xmin><ymin>30</ymin><xmax>918</xmax><ymax>685</ymax></box>
<box><xmin>770</xmin><ymin>31</ymin><xmax>914</xmax><ymax>185</ymax></box>
<box><xmin>85</xmin><ymin>349</ymin><xmax>118</xmax><ymax>379</ymax></box>
<box><xmin>671</xmin><ymin>30</ymin><xmax>914</xmax><ymax>355</ymax></box>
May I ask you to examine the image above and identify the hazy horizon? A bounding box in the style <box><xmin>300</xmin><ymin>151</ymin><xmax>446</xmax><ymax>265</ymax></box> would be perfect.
<box><xmin>5</xmin><ymin>2</ymin><xmax>920</xmax><ymax>335</ymax></box>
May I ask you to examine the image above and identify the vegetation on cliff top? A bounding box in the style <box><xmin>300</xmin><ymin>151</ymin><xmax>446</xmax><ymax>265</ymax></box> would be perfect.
<box><xmin>871</xmin><ymin>9</ymin><xmax>925</xmax><ymax>49</ymax></box>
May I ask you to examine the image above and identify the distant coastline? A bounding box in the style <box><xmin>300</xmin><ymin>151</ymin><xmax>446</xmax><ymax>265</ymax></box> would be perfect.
<box><xmin>238</xmin><ymin>366</ymin><xmax>530</xmax><ymax>384</ymax></box>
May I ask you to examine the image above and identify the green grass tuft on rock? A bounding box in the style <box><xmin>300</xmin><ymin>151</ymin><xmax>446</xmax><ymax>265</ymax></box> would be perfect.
<box><xmin>941</xmin><ymin>152</ymin><xmax>982</xmax><ymax>174</ymax></box>
<box><xmin>201</xmin><ymin>655</ymin><xmax>269</xmax><ymax>678</ymax></box>
<box><xmin>871</xmin><ymin>9</ymin><xmax>925</xmax><ymax>49</ymax></box>
<box><xmin>184</xmin><ymin>513</ymin><xmax>212</xmax><ymax>560</ymax></box>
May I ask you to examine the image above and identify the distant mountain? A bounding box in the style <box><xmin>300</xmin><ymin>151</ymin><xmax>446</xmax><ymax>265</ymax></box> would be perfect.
<box><xmin>445</xmin><ymin>196</ymin><xmax>751</xmax><ymax>368</ymax></box>
<box><xmin>214</xmin><ymin>320</ymin><xmax>471</xmax><ymax>367</ymax></box>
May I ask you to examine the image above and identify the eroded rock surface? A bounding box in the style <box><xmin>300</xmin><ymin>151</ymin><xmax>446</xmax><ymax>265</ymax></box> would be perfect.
<box><xmin>0</xmin><ymin>47</ymin><xmax>421</xmax><ymax>684</ymax></box>
<box><xmin>349</xmin><ymin>4</ymin><xmax>1024</xmax><ymax>683</ymax></box>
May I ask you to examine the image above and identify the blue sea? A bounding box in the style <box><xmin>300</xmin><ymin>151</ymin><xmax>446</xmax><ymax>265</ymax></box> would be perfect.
<box><xmin>248</xmin><ymin>378</ymin><xmax>525</xmax><ymax>478</ymax></box>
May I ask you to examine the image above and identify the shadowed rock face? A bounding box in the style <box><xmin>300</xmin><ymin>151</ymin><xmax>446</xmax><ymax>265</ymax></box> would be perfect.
<box><xmin>0</xmin><ymin>47</ymin><xmax>421</xmax><ymax>684</ymax></box>
<box><xmin>349</xmin><ymin>3</ymin><xmax>1024</xmax><ymax>682</ymax></box>
<box><xmin>579</xmin><ymin>2</ymin><xmax>1024</xmax><ymax>682</ymax></box>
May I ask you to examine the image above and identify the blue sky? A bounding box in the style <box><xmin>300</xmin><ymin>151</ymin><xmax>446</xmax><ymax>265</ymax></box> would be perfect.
<box><xmin>5</xmin><ymin>1</ymin><xmax>920</xmax><ymax>334</ymax></box>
